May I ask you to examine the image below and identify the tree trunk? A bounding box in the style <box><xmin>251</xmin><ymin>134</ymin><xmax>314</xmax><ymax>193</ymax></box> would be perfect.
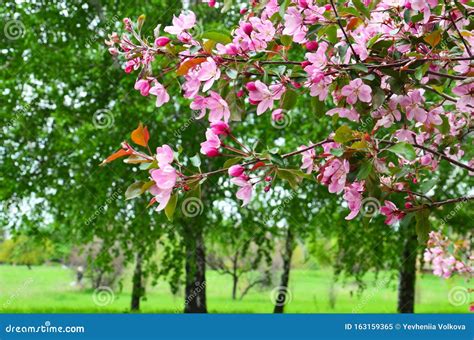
<box><xmin>184</xmin><ymin>225</ymin><xmax>207</xmax><ymax>313</ymax></box>
<box><xmin>130</xmin><ymin>252</ymin><xmax>143</xmax><ymax>311</ymax></box>
<box><xmin>232</xmin><ymin>274</ymin><xmax>238</xmax><ymax>300</ymax></box>
<box><xmin>397</xmin><ymin>227</ymin><xmax>418</xmax><ymax>313</ymax></box>
<box><xmin>273</xmin><ymin>228</ymin><xmax>294</xmax><ymax>314</ymax></box>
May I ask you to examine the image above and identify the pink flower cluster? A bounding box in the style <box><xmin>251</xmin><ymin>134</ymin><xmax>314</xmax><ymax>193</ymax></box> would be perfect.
<box><xmin>228</xmin><ymin>165</ymin><xmax>253</xmax><ymax>206</ymax></box>
<box><xmin>424</xmin><ymin>231</ymin><xmax>472</xmax><ymax>278</ymax></box>
<box><xmin>150</xmin><ymin>145</ymin><xmax>177</xmax><ymax>211</ymax></box>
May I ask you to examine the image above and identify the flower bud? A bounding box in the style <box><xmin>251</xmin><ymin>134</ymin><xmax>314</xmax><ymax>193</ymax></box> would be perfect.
<box><xmin>155</xmin><ymin>36</ymin><xmax>171</xmax><ymax>47</ymax></box>
<box><xmin>240</xmin><ymin>8</ymin><xmax>248</xmax><ymax>15</ymax></box>
<box><xmin>206</xmin><ymin>148</ymin><xmax>220</xmax><ymax>157</ymax></box>
<box><xmin>246</xmin><ymin>82</ymin><xmax>257</xmax><ymax>91</ymax></box>
<box><xmin>404</xmin><ymin>202</ymin><xmax>413</xmax><ymax>209</ymax></box>
<box><xmin>228</xmin><ymin>165</ymin><xmax>245</xmax><ymax>177</ymax></box>
<box><xmin>301</xmin><ymin>61</ymin><xmax>311</xmax><ymax>68</ymax></box>
<box><xmin>305</xmin><ymin>40</ymin><xmax>319</xmax><ymax>51</ymax></box>
<box><xmin>265</xmin><ymin>176</ymin><xmax>272</xmax><ymax>182</ymax></box>
<box><xmin>242</xmin><ymin>23</ymin><xmax>253</xmax><ymax>36</ymax></box>
<box><xmin>264</xmin><ymin>185</ymin><xmax>271</xmax><ymax>192</ymax></box>
<box><xmin>237</xmin><ymin>89</ymin><xmax>245</xmax><ymax>97</ymax></box>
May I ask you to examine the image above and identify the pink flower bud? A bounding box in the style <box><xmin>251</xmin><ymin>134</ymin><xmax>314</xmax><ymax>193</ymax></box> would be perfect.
<box><xmin>246</xmin><ymin>82</ymin><xmax>257</xmax><ymax>91</ymax></box>
<box><xmin>265</xmin><ymin>176</ymin><xmax>272</xmax><ymax>182</ymax></box>
<box><xmin>123</xmin><ymin>18</ymin><xmax>132</xmax><ymax>31</ymax></box>
<box><xmin>237</xmin><ymin>89</ymin><xmax>245</xmax><ymax>97</ymax></box>
<box><xmin>228</xmin><ymin>165</ymin><xmax>245</xmax><ymax>177</ymax></box>
<box><xmin>240</xmin><ymin>8</ymin><xmax>248</xmax><ymax>15</ymax></box>
<box><xmin>404</xmin><ymin>202</ymin><xmax>413</xmax><ymax>209</ymax></box>
<box><xmin>420</xmin><ymin>154</ymin><xmax>432</xmax><ymax>166</ymax></box>
<box><xmin>208</xmin><ymin>0</ymin><xmax>216</xmax><ymax>7</ymax></box>
<box><xmin>305</xmin><ymin>40</ymin><xmax>319</xmax><ymax>51</ymax></box>
<box><xmin>272</xmin><ymin>109</ymin><xmax>284</xmax><ymax>122</ymax></box>
<box><xmin>324</xmin><ymin>4</ymin><xmax>332</xmax><ymax>10</ymax></box>
<box><xmin>210</xmin><ymin>121</ymin><xmax>230</xmax><ymax>136</ymax></box>
<box><xmin>298</xmin><ymin>0</ymin><xmax>308</xmax><ymax>8</ymax></box>
<box><xmin>264</xmin><ymin>185</ymin><xmax>271</xmax><ymax>192</ymax></box>
<box><xmin>206</xmin><ymin>148</ymin><xmax>220</xmax><ymax>157</ymax></box>
<box><xmin>301</xmin><ymin>61</ymin><xmax>311</xmax><ymax>68</ymax></box>
<box><xmin>108</xmin><ymin>47</ymin><xmax>119</xmax><ymax>56</ymax></box>
<box><xmin>155</xmin><ymin>36</ymin><xmax>171</xmax><ymax>47</ymax></box>
<box><xmin>242</xmin><ymin>23</ymin><xmax>253</xmax><ymax>36</ymax></box>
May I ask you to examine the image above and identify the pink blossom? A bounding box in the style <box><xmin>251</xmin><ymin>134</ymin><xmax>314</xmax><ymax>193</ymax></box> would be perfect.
<box><xmin>197</xmin><ymin>57</ymin><xmax>221</xmax><ymax>92</ymax></box>
<box><xmin>156</xmin><ymin>145</ymin><xmax>174</xmax><ymax>168</ymax></box>
<box><xmin>341</xmin><ymin>78</ymin><xmax>372</xmax><ymax>105</ymax></box>
<box><xmin>343</xmin><ymin>181</ymin><xmax>365</xmax><ymax>220</ymax></box>
<box><xmin>207</xmin><ymin>91</ymin><xmax>230</xmax><ymax>122</ymax></box>
<box><xmin>283</xmin><ymin>7</ymin><xmax>307</xmax><ymax>43</ymax></box>
<box><xmin>319</xmin><ymin>159</ymin><xmax>350</xmax><ymax>194</ymax></box>
<box><xmin>164</xmin><ymin>11</ymin><xmax>196</xmax><ymax>36</ymax></box>
<box><xmin>149</xmin><ymin>185</ymin><xmax>173</xmax><ymax>211</ymax></box>
<box><xmin>298</xmin><ymin>143</ymin><xmax>316</xmax><ymax>174</ymax></box>
<box><xmin>151</xmin><ymin>165</ymin><xmax>177</xmax><ymax>190</ymax></box>
<box><xmin>400</xmin><ymin>90</ymin><xmax>427</xmax><ymax>123</ymax></box>
<box><xmin>248</xmin><ymin>81</ymin><xmax>285</xmax><ymax>115</ymax></box>
<box><xmin>380</xmin><ymin>200</ymin><xmax>405</xmax><ymax>225</ymax></box>
<box><xmin>231</xmin><ymin>176</ymin><xmax>253</xmax><ymax>206</ymax></box>
<box><xmin>200</xmin><ymin>129</ymin><xmax>221</xmax><ymax>157</ymax></box>
<box><xmin>134</xmin><ymin>79</ymin><xmax>151</xmax><ymax>96</ymax></box>
<box><xmin>149</xmin><ymin>81</ymin><xmax>170</xmax><ymax>107</ymax></box>
<box><xmin>228</xmin><ymin>165</ymin><xmax>245</xmax><ymax>177</ymax></box>
<box><xmin>326</xmin><ymin>107</ymin><xmax>360</xmax><ymax>122</ymax></box>
<box><xmin>124</xmin><ymin>58</ymin><xmax>140</xmax><ymax>73</ymax></box>
<box><xmin>210</xmin><ymin>121</ymin><xmax>230</xmax><ymax>136</ymax></box>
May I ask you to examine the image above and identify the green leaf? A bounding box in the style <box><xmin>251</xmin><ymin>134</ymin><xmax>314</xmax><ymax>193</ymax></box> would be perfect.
<box><xmin>325</xmin><ymin>25</ymin><xmax>338</xmax><ymax>44</ymax></box>
<box><xmin>125</xmin><ymin>181</ymin><xmax>146</xmax><ymax>200</ymax></box>
<box><xmin>357</xmin><ymin>161</ymin><xmax>373</xmax><ymax>180</ymax></box>
<box><xmin>387</xmin><ymin>142</ymin><xmax>417</xmax><ymax>161</ymax></box>
<box><xmin>311</xmin><ymin>97</ymin><xmax>325</xmax><ymax>116</ymax></box>
<box><xmin>190</xmin><ymin>154</ymin><xmax>201</xmax><ymax>169</ymax></box>
<box><xmin>372</xmin><ymin>88</ymin><xmax>385</xmax><ymax>109</ymax></box>
<box><xmin>349</xmin><ymin>63</ymin><xmax>369</xmax><ymax>73</ymax></box>
<box><xmin>334</xmin><ymin>125</ymin><xmax>354</xmax><ymax>144</ymax></box>
<box><xmin>223</xmin><ymin>157</ymin><xmax>243</xmax><ymax>169</ymax></box>
<box><xmin>276</xmin><ymin>168</ymin><xmax>303</xmax><ymax>189</ymax></box>
<box><xmin>353</xmin><ymin>0</ymin><xmax>370</xmax><ymax>18</ymax></box>
<box><xmin>415</xmin><ymin>209</ymin><xmax>431</xmax><ymax>244</ymax></box>
<box><xmin>202</xmin><ymin>31</ymin><xmax>231</xmax><ymax>44</ymax></box>
<box><xmin>281</xmin><ymin>89</ymin><xmax>298</xmax><ymax>110</ymax></box>
<box><xmin>280</xmin><ymin>35</ymin><xmax>293</xmax><ymax>46</ymax></box>
<box><xmin>165</xmin><ymin>193</ymin><xmax>178</xmax><ymax>222</ymax></box>
<box><xmin>330</xmin><ymin>148</ymin><xmax>344</xmax><ymax>157</ymax></box>
<box><xmin>423</xmin><ymin>30</ymin><xmax>441</xmax><ymax>48</ymax></box>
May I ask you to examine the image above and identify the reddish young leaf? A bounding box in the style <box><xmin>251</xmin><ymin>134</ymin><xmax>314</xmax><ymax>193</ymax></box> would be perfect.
<box><xmin>100</xmin><ymin>148</ymin><xmax>132</xmax><ymax>166</ymax></box>
<box><xmin>250</xmin><ymin>161</ymin><xmax>266</xmax><ymax>171</ymax></box>
<box><xmin>176</xmin><ymin>58</ymin><xmax>206</xmax><ymax>76</ymax></box>
<box><xmin>131</xmin><ymin>123</ymin><xmax>150</xmax><ymax>147</ymax></box>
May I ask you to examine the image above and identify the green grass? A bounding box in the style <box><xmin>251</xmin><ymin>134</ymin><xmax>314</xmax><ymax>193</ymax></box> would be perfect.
<box><xmin>0</xmin><ymin>264</ymin><xmax>469</xmax><ymax>313</ymax></box>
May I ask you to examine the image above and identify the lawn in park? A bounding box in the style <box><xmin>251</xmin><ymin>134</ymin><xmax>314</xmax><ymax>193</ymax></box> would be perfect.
<box><xmin>0</xmin><ymin>264</ymin><xmax>469</xmax><ymax>313</ymax></box>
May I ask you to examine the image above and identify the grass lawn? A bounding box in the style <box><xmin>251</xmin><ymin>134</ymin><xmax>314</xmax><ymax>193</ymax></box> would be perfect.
<box><xmin>0</xmin><ymin>264</ymin><xmax>469</xmax><ymax>313</ymax></box>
